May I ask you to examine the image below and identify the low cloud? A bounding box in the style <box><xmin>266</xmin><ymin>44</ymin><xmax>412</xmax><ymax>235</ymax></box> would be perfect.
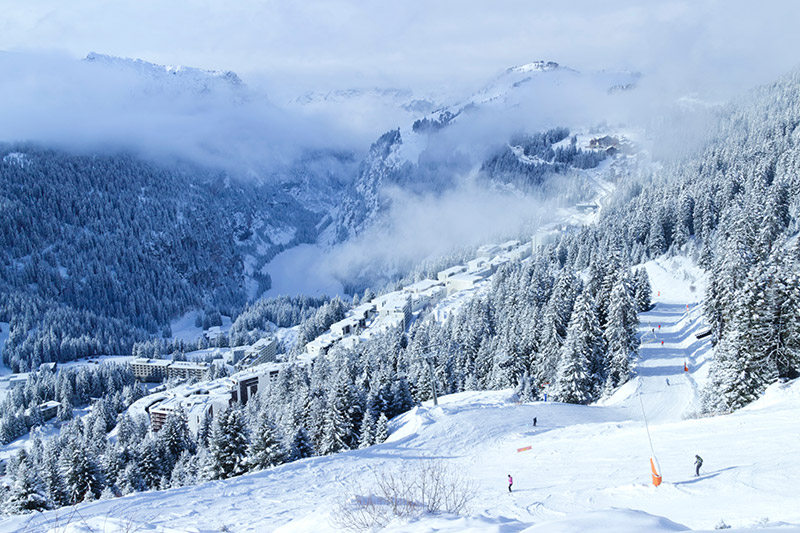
<box><xmin>0</xmin><ymin>51</ymin><xmax>364</xmax><ymax>172</ymax></box>
<box><xmin>325</xmin><ymin>179</ymin><xmax>558</xmax><ymax>283</ymax></box>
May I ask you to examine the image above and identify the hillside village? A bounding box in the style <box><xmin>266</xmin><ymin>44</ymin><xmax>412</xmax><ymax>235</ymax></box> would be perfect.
<box><xmin>125</xmin><ymin>239</ymin><xmax>539</xmax><ymax>435</ymax></box>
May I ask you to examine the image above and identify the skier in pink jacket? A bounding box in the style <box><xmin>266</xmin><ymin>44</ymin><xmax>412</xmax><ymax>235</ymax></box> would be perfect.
<box><xmin>508</xmin><ymin>474</ymin><xmax>513</xmax><ymax>492</ymax></box>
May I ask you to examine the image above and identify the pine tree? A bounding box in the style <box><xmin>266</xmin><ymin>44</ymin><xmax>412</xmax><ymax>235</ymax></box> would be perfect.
<box><xmin>318</xmin><ymin>370</ymin><xmax>355</xmax><ymax>455</ymax></box>
<box><xmin>42</xmin><ymin>440</ymin><xmax>67</xmax><ymax>508</ymax></box>
<box><xmin>357</xmin><ymin>409</ymin><xmax>376</xmax><ymax>449</ymax></box>
<box><xmin>374</xmin><ymin>413</ymin><xmax>389</xmax><ymax>444</ymax></box>
<box><xmin>60</xmin><ymin>443</ymin><xmax>103</xmax><ymax>504</ymax></box>
<box><xmin>247</xmin><ymin>417</ymin><xmax>287</xmax><ymax>471</ymax></box>
<box><xmin>208</xmin><ymin>407</ymin><xmax>249</xmax><ymax>479</ymax></box>
<box><xmin>288</xmin><ymin>427</ymin><xmax>314</xmax><ymax>460</ymax></box>
<box><xmin>633</xmin><ymin>268</ymin><xmax>652</xmax><ymax>313</ymax></box>
<box><xmin>6</xmin><ymin>457</ymin><xmax>50</xmax><ymax>514</ymax></box>
<box><xmin>603</xmin><ymin>275</ymin><xmax>639</xmax><ymax>392</ymax></box>
<box><xmin>553</xmin><ymin>291</ymin><xmax>602</xmax><ymax>404</ymax></box>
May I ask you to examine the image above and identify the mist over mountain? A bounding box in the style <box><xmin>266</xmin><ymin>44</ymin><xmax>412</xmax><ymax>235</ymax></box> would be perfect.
<box><xmin>2</xmin><ymin>3</ymin><xmax>800</xmax><ymax>531</ymax></box>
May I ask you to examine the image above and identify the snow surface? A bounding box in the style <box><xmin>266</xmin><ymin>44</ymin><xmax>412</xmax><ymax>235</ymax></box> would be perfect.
<box><xmin>170</xmin><ymin>312</ymin><xmax>233</xmax><ymax>344</ymax></box>
<box><xmin>3</xmin><ymin>262</ymin><xmax>800</xmax><ymax>533</ymax></box>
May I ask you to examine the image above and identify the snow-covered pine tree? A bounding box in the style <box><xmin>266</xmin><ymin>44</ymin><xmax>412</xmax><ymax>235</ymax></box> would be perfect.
<box><xmin>208</xmin><ymin>406</ymin><xmax>249</xmax><ymax>479</ymax></box>
<box><xmin>318</xmin><ymin>367</ymin><xmax>355</xmax><ymax>455</ymax></box>
<box><xmin>247</xmin><ymin>417</ymin><xmax>287</xmax><ymax>471</ymax></box>
<box><xmin>553</xmin><ymin>291</ymin><xmax>602</xmax><ymax>404</ymax></box>
<box><xmin>6</xmin><ymin>456</ymin><xmax>49</xmax><ymax>514</ymax></box>
<box><xmin>374</xmin><ymin>412</ymin><xmax>389</xmax><ymax>444</ymax></box>
<box><xmin>357</xmin><ymin>409</ymin><xmax>376</xmax><ymax>449</ymax></box>
<box><xmin>633</xmin><ymin>268</ymin><xmax>652</xmax><ymax>313</ymax></box>
<box><xmin>60</xmin><ymin>442</ymin><xmax>103</xmax><ymax>504</ymax></box>
<box><xmin>603</xmin><ymin>274</ymin><xmax>639</xmax><ymax>392</ymax></box>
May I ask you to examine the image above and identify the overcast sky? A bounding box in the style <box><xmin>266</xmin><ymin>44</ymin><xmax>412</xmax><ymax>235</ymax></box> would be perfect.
<box><xmin>2</xmin><ymin>0</ymin><xmax>799</xmax><ymax>97</ymax></box>
<box><xmin>1</xmin><ymin>1</ymin><xmax>798</xmax><ymax>169</ymax></box>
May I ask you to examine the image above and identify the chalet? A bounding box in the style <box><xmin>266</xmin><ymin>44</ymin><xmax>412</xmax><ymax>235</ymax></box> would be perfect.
<box><xmin>589</xmin><ymin>135</ymin><xmax>618</xmax><ymax>149</ymax></box>
<box><xmin>39</xmin><ymin>362</ymin><xmax>57</xmax><ymax>372</ymax></box>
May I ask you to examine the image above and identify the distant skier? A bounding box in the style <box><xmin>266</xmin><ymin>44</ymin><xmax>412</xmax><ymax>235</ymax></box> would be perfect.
<box><xmin>533</xmin><ymin>417</ymin><xmax>537</xmax><ymax>427</ymax></box>
<box><xmin>508</xmin><ymin>474</ymin><xmax>513</xmax><ymax>492</ymax></box>
<box><xmin>665</xmin><ymin>378</ymin><xmax>670</xmax><ymax>386</ymax></box>
<box><xmin>694</xmin><ymin>455</ymin><xmax>703</xmax><ymax>477</ymax></box>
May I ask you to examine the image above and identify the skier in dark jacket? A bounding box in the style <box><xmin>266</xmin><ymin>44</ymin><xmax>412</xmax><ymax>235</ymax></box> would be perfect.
<box><xmin>508</xmin><ymin>474</ymin><xmax>513</xmax><ymax>492</ymax></box>
<box><xmin>533</xmin><ymin>417</ymin><xmax>537</xmax><ymax>427</ymax></box>
<box><xmin>694</xmin><ymin>455</ymin><xmax>703</xmax><ymax>476</ymax></box>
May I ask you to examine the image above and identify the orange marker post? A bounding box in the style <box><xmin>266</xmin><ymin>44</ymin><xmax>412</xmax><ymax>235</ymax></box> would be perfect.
<box><xmin>650</xmin><ymin>457</ymin><xmax>663</xmax><ymax>487</ymax></box>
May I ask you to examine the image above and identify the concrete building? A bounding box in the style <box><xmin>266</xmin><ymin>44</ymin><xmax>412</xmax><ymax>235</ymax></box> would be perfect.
<box><xmin>437</xmin><ymin>265</ymin><xmax>466</xmax><ymax>282</ymax></box>
<box><xmin>306</xmin><ymin>332</ymin><xmax>339</xmax><ymax>356</ymax></box>
<box><xmin>330</xmin><ymin>316</ymin><xmax>361</xmax><ymax>337</ymax></box>
<box><xmin>408</xmin><ymin>285</ymin><xmax>447</xmax><ymax>312</ymax></box>
<box><xmin>476</xmin><ymin>244</ymin><xmax>501</xmax><ymax>258</ymax></box>
<box><xmin>507</xmin><ymin>244</ymin><xmax>532</xmax><ymax>261</ymax></box>
<box><xmin>350</xmin><ymin>303</ymin><xmax>377</xmax><ymax>326</ymax></box>
<box><xmin>374</xmin><ymin>292</ymin><xmax>412</xmax><ymax>329</ymax></box>
<box><xmin>467</xmin><ymin>256</ymin><xmax>490</xmax><ymax>273</ymax></box>
<box><xmin>229</xmin><ymin>363</ymin><xmax>284</xmax><ymax>404</ymax></box>
<box><xmin>131</xmin><ymin>358</ymin><xmax>172</xmax><ymax>382</ymax></box>
<box><xmin>498</xmin><ymin>240</ymin><xmax>521</xmax><ymax>252</ymax></box>
<box><xmin>244</xmin><ymin>337</ymin><xmax>278</xmax><ymax>365</ymax></box>
<box><xmin>445</xmin><ymin>273</ymin><xmax>484</xmax><ymax>295</ymax></box>
<box><xmin>150</xmin><ymin>392</ymin><xmax>231</xmax><ymax>433</ymax></box>
<box><xmin>166</xmin><ymin>361</ymin><xmax>208</xmax><ymax>381</ymax></box>
<box><xmin>404</xmin><ymin>279</ymin><xmax>443</xmax><ymax>294</ymax></box>
<box><xmin>130</xmin><ymin>358</ymin><xmax>210</xmax><ymax>383</ymax></box>
<box><xmin>38</xmin><ymin>400</ymin><xmax>61</xmax><ymax>421</ymax></box>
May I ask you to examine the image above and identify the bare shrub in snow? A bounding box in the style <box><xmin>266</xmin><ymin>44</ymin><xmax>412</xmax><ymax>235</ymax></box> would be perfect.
<box><xmin>332</xmin><ymin>460</ymin><xmax>475</xmax><ymax>531</ymax></box>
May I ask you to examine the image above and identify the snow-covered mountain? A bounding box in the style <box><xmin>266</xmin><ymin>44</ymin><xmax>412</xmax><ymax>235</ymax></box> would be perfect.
<box><xmin>329</xmin><ymin>61</ymin><xmax>640</xmax><ymax>258</ymax></box>
<box><xmin>84</xmin><ymin>52</ymin><xmax>247</xmax><ymax>100</ymax></box>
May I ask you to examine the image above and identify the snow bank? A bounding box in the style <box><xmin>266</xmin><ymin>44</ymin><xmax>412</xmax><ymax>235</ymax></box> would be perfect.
<box><xmin>521</xmin><ymin>509</ymin><xmax>689</xmax><ymax>532</ymax></box>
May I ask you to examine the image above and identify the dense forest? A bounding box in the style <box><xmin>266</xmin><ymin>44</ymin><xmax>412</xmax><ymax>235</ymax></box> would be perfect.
<box><xmin>0</xmin><ymin>147</ymin><xmax>349</xmax><ymax>371</ymax></box>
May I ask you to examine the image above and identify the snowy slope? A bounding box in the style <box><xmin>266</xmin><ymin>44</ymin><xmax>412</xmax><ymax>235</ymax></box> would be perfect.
<box><xmin>3</xmin><ymin>258</ymin><xmax>800</xmax><ymax>533</ymax></box>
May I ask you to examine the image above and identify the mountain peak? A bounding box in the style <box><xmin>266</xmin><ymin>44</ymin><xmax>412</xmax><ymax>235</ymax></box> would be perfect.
<box><xmin>506</xmin><ymin>60</ymin><xmax>561</xmax><ymax>74</ymax></box>
<box><xmin>84</xmin><ymin>52</ymin><xmax>245</xmax><ymax>93</ymax></box>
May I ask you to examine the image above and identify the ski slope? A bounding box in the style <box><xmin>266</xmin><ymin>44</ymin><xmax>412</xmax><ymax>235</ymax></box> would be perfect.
<box><xmin>2</xmin><ymin>258</ymin><xmax>799</xmax><ymax>533</ymax></box>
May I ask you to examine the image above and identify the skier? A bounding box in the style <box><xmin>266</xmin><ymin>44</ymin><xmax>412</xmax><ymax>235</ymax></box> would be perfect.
<box><xmin>508</xmin><ymin>474</ymin><xmax>513</xmax><ymax>492</ymax></box>
<box><xmin>533</xmin><ymin>417</ymin><xmax>537</xmax><ymax>427</ymax></box>
<box><xmin>694</xmin><ymin>455</ymin><xmax>703</xmax><ymax>477</ymax></box>
<box><xmin>665</xmin><ymin>378</ymin><xmax>670</xmax><ymax>386</ymax></box>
